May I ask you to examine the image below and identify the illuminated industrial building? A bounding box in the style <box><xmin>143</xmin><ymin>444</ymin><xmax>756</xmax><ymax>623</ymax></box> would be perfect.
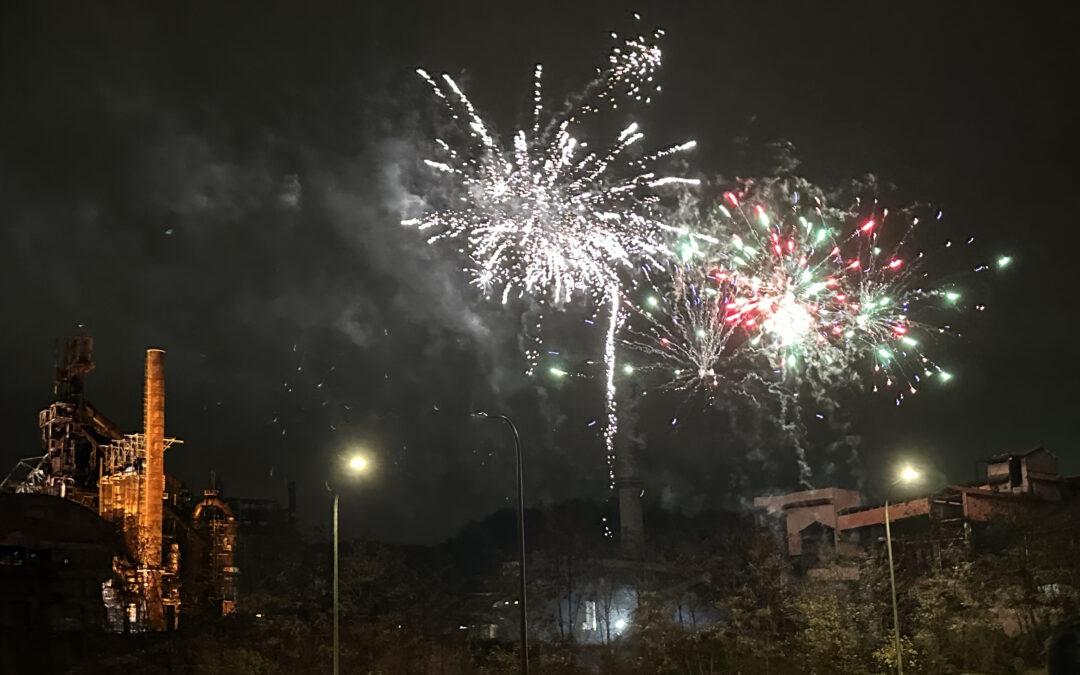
<box><xmin>755</xmin><ymin>448</ymin><xmax>1080</xmax><ymax>564</ymax></box>
<box><xmin>1</xmin><ymin>336</ymin><xmax>238</xmax><ymax>632</ymax></box>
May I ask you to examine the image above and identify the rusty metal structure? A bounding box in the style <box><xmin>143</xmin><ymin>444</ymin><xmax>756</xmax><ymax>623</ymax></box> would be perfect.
<box><xmin>1</xmin><ymin>336</ymin><xmax>239</xmax><ymax>632</ymax></box>
<box><xmin>192</xmin><ymin>488</ymin><xmax>240</xmax><ymax>615</ymax></box>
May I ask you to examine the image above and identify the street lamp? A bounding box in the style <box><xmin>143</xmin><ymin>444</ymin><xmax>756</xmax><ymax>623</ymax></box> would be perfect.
<box><xmin>473</xmin><ymin>411</ymin><xmax>529</xmax><ymax>675</ymax></box>
<box><xmin>884</xmin><ymin>464</ymin><xmax>922</xmax><ymax>675</ymax></box>
<box><xmin>332</xmin><ymin>452</ymin><xmax>370</xmax><ymax>675</ymax></box>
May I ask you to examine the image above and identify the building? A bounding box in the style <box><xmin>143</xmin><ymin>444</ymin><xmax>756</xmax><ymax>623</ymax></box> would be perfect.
<box><xmin>190</xmin><ymin>488</ymin><xmax>240</xmax><ymax>616</ymax></box>
<box><xmin>0</xmin><ymin>336</ymin><xmax>239</xmax><ymax>631</ymax></box>
<box><xmin>756</xmin><ymin>447</ymin><xmax>1079</xmax><ymax>564</ymax></box>
<box><xmin>753</xmin><ymin>487</ymin><xmax>864</xmax><ymax>558</ymax></box>
<box><xmin>0</xmin><ymin>493</ymin><xmax>118</xmax><ymax>632</ymax></box>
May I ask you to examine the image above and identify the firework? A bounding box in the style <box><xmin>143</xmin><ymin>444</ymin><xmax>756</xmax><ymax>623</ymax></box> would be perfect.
<box><xmin>404</xmin><ymin>23</ymin><xmax>697</xmax><ymax>306</ymax></box>
<box><xmin>406</xmin><ymin>19</ymin><xmax>698</xmax><ymax>484</ymax></box>
<box><xmin>623</xmin><ymin>261</ymin><xmax>752</xmax><ymax>397</ymax></box>
<box><xmin>717</xmin><ymin>181</ymin><xmax>941</xmax><ymax>402</ymax></box>
<box><xmin>630</xmin><ymin>177</ymin><xmax>1007</xmax><ymax>406</ymax></box>
<box><xmin>619</xmin><ymin>177</ymin><xmax>1011</xmax><ymax>488</ymax></box>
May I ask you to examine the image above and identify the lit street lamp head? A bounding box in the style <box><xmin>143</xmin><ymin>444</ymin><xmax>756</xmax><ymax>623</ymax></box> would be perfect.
<box><xmin>346</xmin><ymin>454</ymin><xmax>369</xmax><ymax>474</ymax></box>
<box><xmin>898</xmin><ymin>464</ymin><xmax>922</xmax><ymax>484</ymax></box>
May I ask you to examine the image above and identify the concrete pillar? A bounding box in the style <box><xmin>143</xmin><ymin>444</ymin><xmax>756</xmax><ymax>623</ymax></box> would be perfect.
<box><xmin>615</xmin><ymin>383</ymin><xmax>644</xmax><ymax>556</ymax></box>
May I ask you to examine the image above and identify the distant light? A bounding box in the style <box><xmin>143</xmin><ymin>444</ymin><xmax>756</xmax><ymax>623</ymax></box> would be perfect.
<box><xmin>938</xmin><ymin>371</ymin><xmax>953</xmax><ymax>382</ymax></box>
<box><xmin>996</xmin><ymin>255</ymin><xmax>1012</xmax><ymax>269</ymax></box>
<box><xmin>622</xmin><ymin>364</ymin><xmax>635</xmax><ymax>376</ymax></box>
<box><xmin>347</xmin><ymin>455</ymin><xmax>369</xmax><ymax>473</ymax></box>
<box><xmin>944</xmin><ymin>291</ymin><xmax>961</xmax><ymax>304</ymax></box>
<box><xmin>646</xmin><ymin>296</ymin><xmax>659</xmax><ymax>307</ymax></box>
<box><xmin>898</xmin><ymin>465</ymin><xmax>922</xmax><ymax>484</ymax></box>
<box><xmin>615</xmin><ymin>618</ymin><xmax>628</xmax><ymax>630</ymax></box>
<box><xmin>549</xmin><ymin>367</ymin><xmax>567</xmax><ymax>378</ymax></box>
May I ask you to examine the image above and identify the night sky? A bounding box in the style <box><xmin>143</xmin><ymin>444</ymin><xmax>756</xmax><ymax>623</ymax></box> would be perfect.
<box><xmin>1</xmin><ymin>1</ymin><xmax>1074</xmax><ymax>543</ymax></box>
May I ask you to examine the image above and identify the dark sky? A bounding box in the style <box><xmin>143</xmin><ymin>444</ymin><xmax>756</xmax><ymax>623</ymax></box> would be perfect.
<box><xmin>1</xmin><ymin>1</ymin><xmax>1075</xmax><ymax>543</ymax></box>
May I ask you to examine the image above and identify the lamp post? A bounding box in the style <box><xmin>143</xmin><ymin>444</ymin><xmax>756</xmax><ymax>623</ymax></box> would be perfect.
<box><xmin>473</xmin><ymin>411</ymin><xmax>529</xmax><ymax>675</ymax></box>
<box><xmin>332</xmin><ymin>453</ymin><xmax>370</xmax><ymax>675</ymax></box>
<box><xmin>884</xmin><ymin>464</ymin><xmax>921</xmax><ymax>675</ymax></box>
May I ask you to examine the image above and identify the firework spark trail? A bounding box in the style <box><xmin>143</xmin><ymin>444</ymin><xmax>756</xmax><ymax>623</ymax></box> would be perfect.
<box><xmin>603</xmin><ymin>284</ymin><xmax>621</xmax><ymax>485</ymax></box>
<box><xmin>408</xmin><ymin>19</ymin><xmax>699</xmax><ymax>487</ymax></box>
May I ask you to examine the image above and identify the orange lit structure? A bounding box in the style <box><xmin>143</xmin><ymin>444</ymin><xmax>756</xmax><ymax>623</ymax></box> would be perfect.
<box><xmin>1</xmin><ymin>337</ymin><xmax>239</xmax><ymax>632</ymax></box>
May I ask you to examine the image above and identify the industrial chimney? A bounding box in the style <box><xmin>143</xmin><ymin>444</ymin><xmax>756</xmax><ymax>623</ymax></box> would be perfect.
<box><xmin>615</xmin><ymin>381</ymin><xmax>644</xmax><ymax>556</ymax></box>
<box><xmin>140</xmin><ymin>348</ymin><xmax>166</xmax><ymax>567</ymax></box>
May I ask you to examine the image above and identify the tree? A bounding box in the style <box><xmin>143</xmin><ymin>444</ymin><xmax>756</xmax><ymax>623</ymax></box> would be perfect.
<box><xmin>792</xmin><ymin>579</ymin><xmax>863</xmax><ymax>673</ymax></box>
<box><xmin>907</xmin><ymin>551</ymin><xmax>1010</xmax><ymax>673</ymax></box>
<box><xmin>709</xmin><ymin>528</ymin><xmax>800</xmax><ymax>673</ymax></box>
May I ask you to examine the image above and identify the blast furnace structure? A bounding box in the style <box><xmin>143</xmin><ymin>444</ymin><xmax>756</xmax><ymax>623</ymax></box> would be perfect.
<box><xmin>2</xmin><ymin>336</ymin><xmax>238</xmax><ymax>632</ymax></box>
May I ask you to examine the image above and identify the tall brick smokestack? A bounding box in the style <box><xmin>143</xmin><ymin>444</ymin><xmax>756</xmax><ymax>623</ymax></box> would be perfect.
<box><xmin>140</xmin><ymin>348</ymin><xmax>165</xmax><ymax>567</ymax></box>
